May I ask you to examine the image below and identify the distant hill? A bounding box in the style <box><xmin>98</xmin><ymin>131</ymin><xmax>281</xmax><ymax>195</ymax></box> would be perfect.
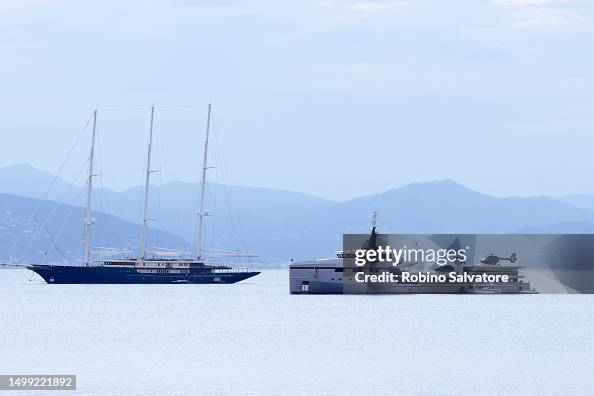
<box><xmin>515</xmin><ymin>221</ymin><xmax>594</xmax><ymax>234</ymax></box>
<box><xmin>0</xmin><ymin>164</ymin><xmax>336</xmax><ymax>247</ymax></box>
<box><xmin>266</xmin><ymin>180</ymin><xmax>594</xmax><ymax>261</ymax></box>
<box><xmin>0</xmin><ymin>193</ymin><xmax>188</xmax><ymax>264</ymax></box>
<box><xmin>3</xmin><ymin>165</ymin><xmax>594</xmax><ymax>263</ymax></box>
<box><xmin>101</xmin><ymin>181</ymin><xmax>336</xmax><ymax>243</ymax></box>
<box><xmin>556</xmin><ymin>194</ymin><xmax>594</xmax><ymax>215</ymax></box>
<box><xmin>313</xmin><ymin>180</ymin><xmax>594</xmax><ymax>234</ymax></box>
<box><xmin>0</xmin><ymin>164</ymin><xmax>80</xmax><ymax>201</ymax></box>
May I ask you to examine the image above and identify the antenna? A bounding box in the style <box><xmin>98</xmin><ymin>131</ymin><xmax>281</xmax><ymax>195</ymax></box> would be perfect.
<box><xmin>196</xmin><ymin>104</ymin><xmax>212</xmax><ymax>260</ymax></box>
<box><xmin>140</xmin><ymin>106</ymin><xmax>155</xmax><ymax>261</ymax></box>
<box><xmin>82</xmin><ymin>110</ymin><xmax>98</xmax><ymax>266</ymax></box>
<box><xmin>371</xmin><ymin>207</ymin><xmax>377</xmax><ymax>229</ymax></box>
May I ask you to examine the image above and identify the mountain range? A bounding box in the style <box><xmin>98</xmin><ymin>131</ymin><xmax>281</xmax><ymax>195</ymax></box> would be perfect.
<box><xmin>2</xmin><ymin>164</ymin><xmax>594</xmax><ymax>264</ymax></box>
<box><xmin>0</xmin><ymin>193</ymin><xmax>186</xmax><ymax>264</ymax></box>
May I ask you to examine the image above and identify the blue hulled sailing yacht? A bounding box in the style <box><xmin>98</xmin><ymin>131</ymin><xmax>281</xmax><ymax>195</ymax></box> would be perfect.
<box><xmin>28</xmin><ymin>105</ymin><xmax>260</xmax><ymax>284</ymax></box>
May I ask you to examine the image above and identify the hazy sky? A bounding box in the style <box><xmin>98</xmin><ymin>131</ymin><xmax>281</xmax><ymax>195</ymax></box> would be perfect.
<box><xmin>1</xmin><ymin>0</ymin><xmax>593</xmax><ymax>201</ymax></box>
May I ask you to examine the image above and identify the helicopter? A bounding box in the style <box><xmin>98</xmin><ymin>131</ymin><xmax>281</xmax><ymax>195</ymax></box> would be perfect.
<box><xmin>480</xmin><ymin>252</ymin><xmax>517</xmax><ymax>265</ymax></box>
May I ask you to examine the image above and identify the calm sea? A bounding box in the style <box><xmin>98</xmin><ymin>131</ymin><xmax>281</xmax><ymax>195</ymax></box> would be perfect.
<box><xmin>1</xmin><ymin>269</ymin><xmax>593</xmax><ymax>395</ymax></box>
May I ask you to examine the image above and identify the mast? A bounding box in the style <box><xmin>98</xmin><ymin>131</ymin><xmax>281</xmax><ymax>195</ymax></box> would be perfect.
<box><xmin>140</xmin><ymin>106</ymin><xmax>155</xmax><ymax>261</ymax></box>
<box><xmin>196</xmin><ymin>103</ymin><xmax>212</xmax><ymax>260</ymax></box>
<box><xmin>82</xmin><ymin>110</ymin><xmax>98</xmax><ymax>266</ymax></box>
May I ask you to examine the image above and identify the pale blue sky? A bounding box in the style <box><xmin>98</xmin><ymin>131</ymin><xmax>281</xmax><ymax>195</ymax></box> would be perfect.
<box><xmin>1</xmin><ymin>0</ymin><xmax>593</xmax><ymax>200</ymax></box>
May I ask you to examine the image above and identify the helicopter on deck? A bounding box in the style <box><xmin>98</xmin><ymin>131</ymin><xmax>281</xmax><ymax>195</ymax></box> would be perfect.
<box><xmin>480</xmin><ymin>253</ymin><xmax>517</xmax><ymax>265</ymax></box>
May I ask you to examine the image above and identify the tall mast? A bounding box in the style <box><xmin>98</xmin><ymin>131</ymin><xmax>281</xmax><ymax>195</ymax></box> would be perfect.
<box><xmin>140</xmin><ymin>106</ymin><xmax>155</xmax><ymax>261</ymax></box>
<box><xmin>82</xmin><ymin>110</ymin><xmax>98</xmax><ymax>266</ymax></box>
<box><xmin>196</xmin><ymin>103</ymin><xmax>212</xmax><ymax>260</ymax></box>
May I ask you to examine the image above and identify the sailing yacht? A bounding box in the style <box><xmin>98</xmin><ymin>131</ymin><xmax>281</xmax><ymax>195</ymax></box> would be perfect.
<box><xmin>28</xmin><ymin>105</ymin><xmax>261</xmax><ymax>284</ymax></box>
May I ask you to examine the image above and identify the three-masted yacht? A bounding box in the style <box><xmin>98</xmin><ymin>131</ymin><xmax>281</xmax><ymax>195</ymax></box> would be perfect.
<box><xmin>28</xmin><ymin>105</ymin><xmax>261</xmax><ymax>284</ymax></box>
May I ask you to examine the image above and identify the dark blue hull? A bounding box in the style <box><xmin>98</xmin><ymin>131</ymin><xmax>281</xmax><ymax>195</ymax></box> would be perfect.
<box><xmin>27</xmin><ymin>265</ymin><xmax>260</xmax><ymax>284</ymax></box>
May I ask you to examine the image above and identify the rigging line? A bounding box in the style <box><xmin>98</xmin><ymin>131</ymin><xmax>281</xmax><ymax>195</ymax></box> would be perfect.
<box><xmin>154</xmin><ymin>104</ymin><xmax>205</xmax><ymax>110</ymax></box>
<box><xmin>95</xmin><ymin>142</ymin><xmax>117</xmax><ymax>249</ymax></box>
<box><xmin>132</xmin><ymin>126</ymin><xmax>151</xmax><ymax>253</ymax></box>
<box><xmin>96</xmin><ymin>155</ymin><xmax>124</xmax><ymax>255</ymax></box>
<box><xmin>211</xmin><ymin>114</ymin><xmax>253</xmax><ymax>267</ymax></box>
<box><xmin>100</xmin><ymin>104</ymin><xmax>205</xmax><ymax>112</ymax></box>
<box><xmin>156</xmin><ymin>160</ymin><xmax>162</xmax><ymax>249</ymax></box>
<box><xmin>93</xmin><ymin>177</ymin><xmax>102</xmax><ymax>250</ymax></box>
<box><xmin>96</xmin><ymin>132</ymin><xmax>104</xmax><ymax>246</ymax></box>
<box><xmin>41</xmin><ymin>189</ymin><xmax>83</xmax><ymax>264</ymax></box>
<box><xmin>5</xmin><ymin>112</ymin><xmax>94</xmax><ymax>260</ymax></box>
<box><xmin>96</xmin><ymin>167</ymin><xmax>108</xmax><ymax>245</ymax></box>
<box><xmin>155</xmin><ymin>132</ymin><xmax>186</xmax><ymax>253</ymax></box>
<box><xmin>212</xmin><ymin>125</ymin><xmax>238</xmax><ymax>244</ymax></box>
<box><xmin>35</xmin><ymin>215</ymin><xmax>72</xmax><ymax>263</ymax></box>
<box><xmin>93</xmin><ymin>168</ymin><xmax>114</xmax><ymax>251</ymax></box>
<box><xmin>155</xmin><ymin>123</ymin><xmax>162</xmax><ymax>250</ymax></box>
<box><xmin>93</xmin><ymin>137</ymin><xmax>102</xmax><ymax>249</ymax></box>
<box><xmin>17</xmin><ymin>198</ymin><xmax>66</xmax><ymax>263</ymax></box>
<box><xmin>40</xmin><ymin>163</ymin><xmax>87</xmax><ymax>264</ymax></box>
<box><xmin>97</xmin><ymin>178</ymin><xmax>123</xmax><ymax>248</ymax></box>
<box><xmin>212</xmin><ymin>162</ymin><xmax>218</xmax><ymax>253</ymax></box>
<box><xmin>17</xmin><ymin>157</ymin><xmax>91</xmax><ymax>264</ymax></box>
<box><xmin>99</xmin><ymin>106</ymin><xmax>152</xmax><ymax>112</ymax></box>
<box><xmin>135</xmin><ymin>169</ymin><xmax>145</xmax><ymax>234</ymax></box>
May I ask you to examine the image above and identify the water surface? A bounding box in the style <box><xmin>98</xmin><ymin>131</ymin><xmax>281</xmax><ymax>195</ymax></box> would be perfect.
<box><xmin>1</xmin><ymin>269</ymin><xmax>593</xmax><ymax>395</ymax></box>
